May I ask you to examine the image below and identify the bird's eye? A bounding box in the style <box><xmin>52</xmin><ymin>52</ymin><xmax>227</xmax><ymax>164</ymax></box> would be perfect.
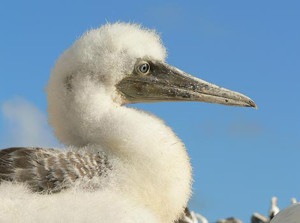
<box><xmin>137</xmin><ymin>62</ymin><xmax>150</xmax><ymax>75</ymax></box>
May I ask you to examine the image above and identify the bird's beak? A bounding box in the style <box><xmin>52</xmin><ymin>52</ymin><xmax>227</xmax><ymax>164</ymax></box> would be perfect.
<box><xmin>116</xmin><ymin>61</ymin><xmax>257</xmax><ymax>108</ymax></box>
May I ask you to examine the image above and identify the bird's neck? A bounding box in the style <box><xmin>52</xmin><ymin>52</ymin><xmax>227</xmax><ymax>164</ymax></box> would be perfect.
<box><xmin>48</xmin><ymin>85</ymin><xmax>192</xmax><ymax>222</ymax></box>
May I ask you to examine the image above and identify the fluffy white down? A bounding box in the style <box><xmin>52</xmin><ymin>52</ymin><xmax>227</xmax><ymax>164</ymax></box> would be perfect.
<box><xmin>0</xmin><ymin>182</ymin><xmax>158</xmax><ymax>223</ymax></box>
<box><xmin>47</xmin><ymin>22</ymin><xmax>192</xmax><ymax>222</ymax></box>
<box><xmin>48</xmin><ymin>22</ymin><xmax>167</xmax><ymax>146</ymax></box>
<box><xmin>1</xmin><ymin>23</ymin><xmax>192</xmax><ymax>223</ymax></box>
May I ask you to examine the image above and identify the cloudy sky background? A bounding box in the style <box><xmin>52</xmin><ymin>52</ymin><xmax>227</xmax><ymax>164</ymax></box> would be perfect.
<box><xmin>0</xmin><ymin>0</ymin><xmax>299</xmax><ymax>222</ymax></box>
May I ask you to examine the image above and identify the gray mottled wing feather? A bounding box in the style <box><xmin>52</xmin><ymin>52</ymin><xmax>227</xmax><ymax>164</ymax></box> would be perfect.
<box><xmin>0</xmin><ymin>147</ymin><xmax>111</xmax><ymax>193</ymax></box>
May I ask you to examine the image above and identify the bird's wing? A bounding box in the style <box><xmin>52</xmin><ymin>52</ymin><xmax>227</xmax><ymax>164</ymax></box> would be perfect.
<box><xmin>0</xmin><ymin>147</ymin><xmax>111</xmax><ymax>193</ymax></box>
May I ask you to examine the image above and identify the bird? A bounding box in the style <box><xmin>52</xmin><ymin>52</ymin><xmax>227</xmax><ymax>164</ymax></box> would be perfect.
<box><xmin>175</xmin><ymin>208</ymin><xmax>209</xmax><ymax>223</ymax></box>
<box><xmin>270</xmin><ymin>203</ymin><xmax>300</xmax><ymax>223</ymax></box>
<box><xmin>194</xmin><ymin>214</ymin><xmax>209</xmax><ymax>223</ymax></box>
<box><xmin>0</xmin><ymin>22</ymin><xmax>256</xmax><ymax>223</ymax></box>
<box><xmin>291</xmin><ymin>197</ymin><xmax>297</xmax><ymax>204</ymax></box>
<box><xmin>269</xmin><ymin>196</ymin><xmax>280</xmax><ymax>220</ymax></box>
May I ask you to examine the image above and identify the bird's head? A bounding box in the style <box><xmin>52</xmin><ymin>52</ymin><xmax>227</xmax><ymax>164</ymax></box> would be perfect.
<box><xmin>47</xmin><ymin>22</ymin><xmax>256</xmax><ymax>146</ymax></box>
<box><xmin>48</xmin><ymin>22</ymin><xmax>256</xmax><ymax>108</ymax></box>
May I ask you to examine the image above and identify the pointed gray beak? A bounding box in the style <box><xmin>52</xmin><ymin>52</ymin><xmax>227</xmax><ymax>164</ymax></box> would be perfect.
<box><xmin>116</xmin><ymin>60</ymin><xmax>257</xmax><ymax>108</ymax></box>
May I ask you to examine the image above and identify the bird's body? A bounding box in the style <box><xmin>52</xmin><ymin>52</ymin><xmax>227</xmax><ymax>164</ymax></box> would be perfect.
<box><xmin>0</xmin><ymin>23</ymin><xmax>256</xmax><ymax>223</ymax></box>
<box><xmin>269</xmin><ymin>197</ymin><xmax>280</xmax><ymax>220</ymax></box>
<box><xmin>0</xmin><ymin>181</ymin><xmax>159</xmax><ymax>223</ymax></box>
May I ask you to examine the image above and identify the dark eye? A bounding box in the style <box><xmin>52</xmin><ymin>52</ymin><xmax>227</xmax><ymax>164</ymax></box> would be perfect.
<box><xmin>137</xmin><ymin>62</ymin><xmax>150</xmax><ymax>75</ymax></box>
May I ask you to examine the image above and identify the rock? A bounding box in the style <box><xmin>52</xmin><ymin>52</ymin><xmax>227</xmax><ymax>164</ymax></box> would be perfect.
<box><xmin>216</xmin><ymin>217</ymin><xmax>243</xmax><ymax>223</ymax></box>
<box><xmin>251</xmin><ymin>213</ymin><xmax>269</xmax><ymax>223</ymax></box>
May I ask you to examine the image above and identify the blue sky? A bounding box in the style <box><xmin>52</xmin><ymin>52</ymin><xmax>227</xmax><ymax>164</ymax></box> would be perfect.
<box><xmin>0</xmin><ymin>0</ymin><xmax>299</xmax><ymax>222</ymax></box>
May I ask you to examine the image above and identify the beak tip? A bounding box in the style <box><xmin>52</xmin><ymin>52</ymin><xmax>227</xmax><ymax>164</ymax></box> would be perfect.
<box><xmin>248</xmin><ymin>100</ymin><xmax>258</xmax><ymax>110</ymax></box>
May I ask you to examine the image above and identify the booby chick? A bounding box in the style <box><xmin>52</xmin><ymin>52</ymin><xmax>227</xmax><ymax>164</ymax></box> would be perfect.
<box><xmin>0</xmin><ymin>23</ymin><xmax>256</xmax><ymax>223</ymax></box>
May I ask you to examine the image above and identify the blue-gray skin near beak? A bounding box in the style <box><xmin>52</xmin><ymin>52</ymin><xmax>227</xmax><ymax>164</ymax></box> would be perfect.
<box><xmin>116</xmin><ymin>59</ymin><xmax>257</xmax><ymax>108</ymax></box>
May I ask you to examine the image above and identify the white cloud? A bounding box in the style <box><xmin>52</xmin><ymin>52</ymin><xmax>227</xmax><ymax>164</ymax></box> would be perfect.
<box><xmin>1</xmin><ymin>97</ymin><xmax>60</xmax><ymax>148</ymax></box>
